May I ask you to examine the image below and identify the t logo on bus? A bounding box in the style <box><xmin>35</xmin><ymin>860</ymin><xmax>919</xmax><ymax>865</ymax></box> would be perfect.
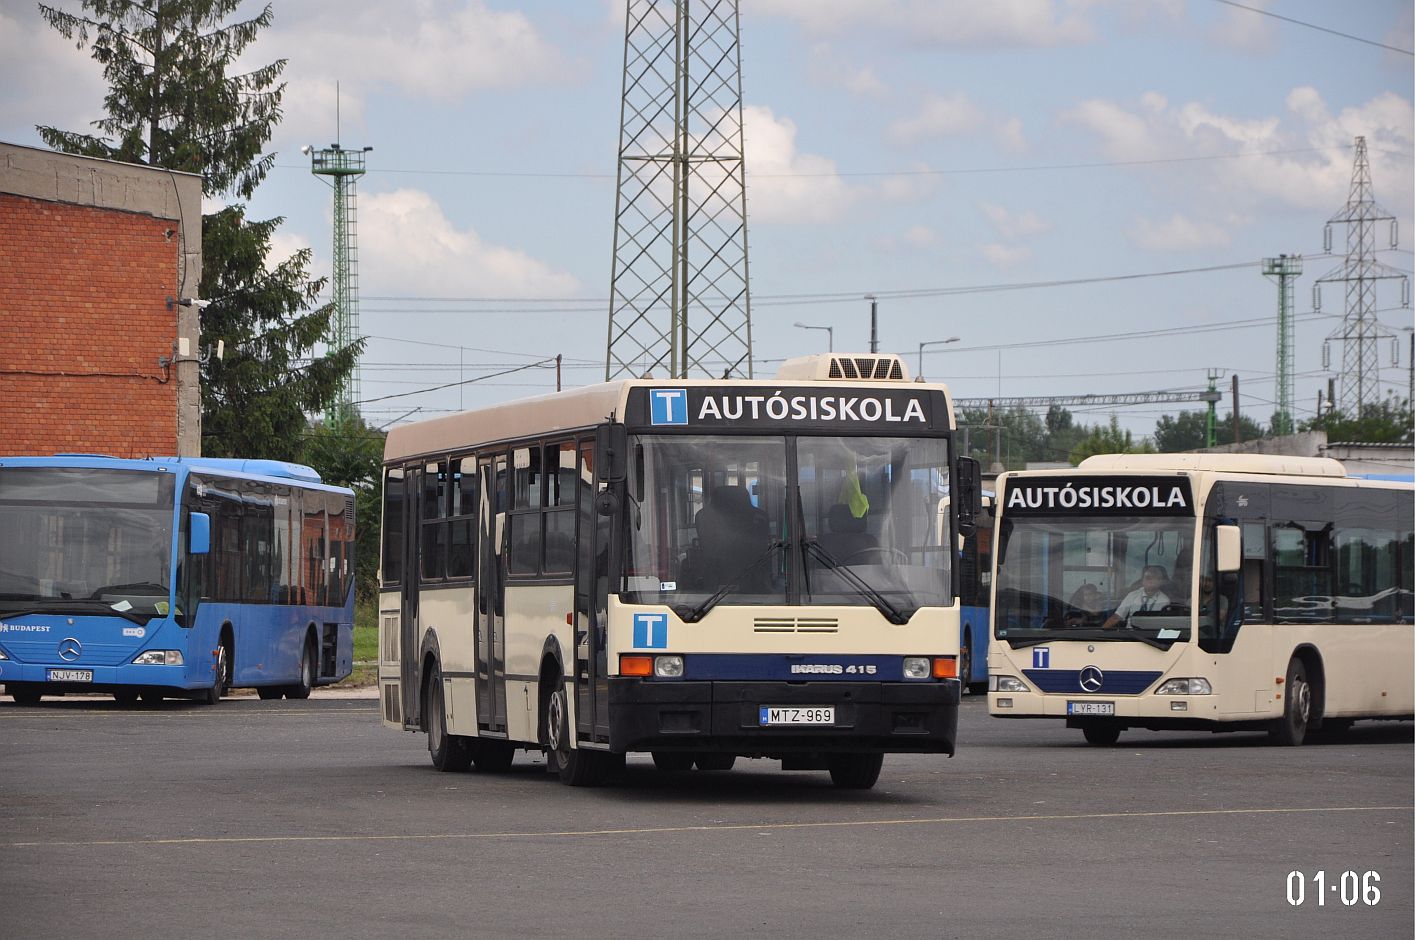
<box><xmin>1032</xmin><ymin>647</ymin><xmax>1050</xmax><ymax>669</ymax></box>
<box><xmin>649</xmin><ymin>389</ymin><xmax>689</xmax><ymax>426</ymax></box>
<box><xmin>633</xmin><ymin>613</ymin><xmax>669</xmax><ymax>649</ymax></box>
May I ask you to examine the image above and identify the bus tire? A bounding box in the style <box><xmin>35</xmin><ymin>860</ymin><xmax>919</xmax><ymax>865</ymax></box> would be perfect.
<box><xmin>652</xmin><ymin>752</ymin><xmax>695</xmax><ymax>772</ymax></box>
<box><xmin>285</xmin><ymin>639</ymin><xmax>316</xmax><ymax>700</ymax></box>
<box><xmin>544</xmin><ymin>675</ymin><xmax>619</xmax><ymax>786</ymax></box>
<box><xmin>1081</xmin><ymin>724</ymin><xmax>1121</xmax><ymax>746</ymax></box>
<box><xmin>471</xmin><ymin>739</ymin><xmax>515</xmax><ymax>772</ymax></box>
<box><xmin>1269</xmin><ymin>658</ymin><xmax>1311</xmax><ymax>746</ymax></box>
<box><xmin>693</xmin><ymin>753</ymin><xmax>736</xmax><ymax>772</ymax></box>
<box><xmin>202</xmin><ymin>640</ymin><xmax>231</xmax><ymax>706</ymax></box>
<box><xmin>10</xmin><ymin>685</ymin><xmax>42</xmax><ymax>706</ymax></box>
<box><xmin>425</xmin><ymin>664</ymin><xmax>472</xmax><ymax>772</ymax></box>
<box><xmin>257</xmin><ymin>687</ymin><xmax>283</xmax><ymax>701</ymax></box>
<box><xmin>826</xmin><ymin>753</ymin><xmax>884</xmax><ymax>789</ymax></box>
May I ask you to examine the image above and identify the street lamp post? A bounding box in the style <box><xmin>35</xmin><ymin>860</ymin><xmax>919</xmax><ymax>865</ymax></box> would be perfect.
<box><xmin>916</xmin><ymin>337</ymin><xmax>961</xmax><ymax>380</ymax></box>
<box><xmin>793</xmin><ymin>320</ymin><xmax>834</xmax><ymax>352</ymax></box>
<box><xmin>865</xmin><ymin>294</ymin><xmax>878</xmax><ymax>353</ymax></box>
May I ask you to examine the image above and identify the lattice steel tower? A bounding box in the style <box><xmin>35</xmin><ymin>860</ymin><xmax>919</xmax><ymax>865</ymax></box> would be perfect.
<box><xmin>307</xmin><ymin>142</ymin><xmax>371</xmax><ymax>422</ymax></box>
<box><xmin>606</xmin><ymin>0</ymin><xmax>753</xmax><ymax>380</ymax></box>
<box><xmin>1262</xmin><ymin>254</ymin><xmax>1301</xmax><ymax>436</ymax></box>
<box><xmin>1313</xmin><ymin>136</ymin><xmax>1409</xmax><ymax>417</ymax></box>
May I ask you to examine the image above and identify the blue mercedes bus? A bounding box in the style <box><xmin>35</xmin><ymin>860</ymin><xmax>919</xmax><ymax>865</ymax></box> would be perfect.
<box><xmin>0</xmin><ymin>455</ymin><xmax>355</xmax><ymax>704</ymax></box>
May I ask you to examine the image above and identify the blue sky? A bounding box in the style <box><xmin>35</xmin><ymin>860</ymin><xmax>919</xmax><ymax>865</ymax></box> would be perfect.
<box><xmin>3</xmin><ymin>0</ymin><xmax>1411</xmax><ymax>442</ymax></box>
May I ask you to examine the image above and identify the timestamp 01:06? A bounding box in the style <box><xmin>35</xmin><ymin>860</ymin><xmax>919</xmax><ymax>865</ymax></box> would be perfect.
<box><xmin>1286</xmin><ymin>870</ymin><xmax>1381</xmax><ymax>907</ymax></box>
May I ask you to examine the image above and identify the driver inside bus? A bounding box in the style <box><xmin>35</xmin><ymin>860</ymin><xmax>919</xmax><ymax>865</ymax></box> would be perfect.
<box><xmin>1102</xmin><ymin>565</ymin><xmax>1170</xmax><ymax>630</ymax></box>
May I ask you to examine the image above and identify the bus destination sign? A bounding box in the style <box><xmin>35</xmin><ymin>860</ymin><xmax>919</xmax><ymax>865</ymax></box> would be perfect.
<box><xmin>1002</xmin><ymin>475</ymin><xmax>1193</xmax><ymax>516</ymax></box>
<box><xmin>629</xmin><ymin>386</ymin><xmax>944</xmax><ymax>432</ymax></box>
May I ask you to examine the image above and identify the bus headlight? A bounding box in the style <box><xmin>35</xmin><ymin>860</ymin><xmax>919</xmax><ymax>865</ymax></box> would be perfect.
<box><xmin>0</xmin><ymin>647</ymin><xmax>8</xmax><ymax>660</ymax></box>
<box><xmin>132</xmin><ymin>650</ymin><xmax>184</xmax><ymax>666</ymax></box>
<box><xmin>990</xmin><ymin>675</ymin><xmax>1030</xmax><ymax>693</ymax></box>
<box><xmin>654</xmin><ymin>655</ymin><xmax>684</xmax><ymax>678</ymax></box>
<box><xmin>902</xmin><ymin>657</ymin><xmax>930</xmax><ymax>679</ymax></box>
<box><xmin>1156</xmin><ymin>678</ymin><xmax>1212</xmax><ymax>695</ymax></box>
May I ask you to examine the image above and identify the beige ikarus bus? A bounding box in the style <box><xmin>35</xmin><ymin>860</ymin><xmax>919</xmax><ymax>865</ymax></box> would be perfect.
<box><xmin>379</xmin><ymin>353</ymin><xmax>981</xmax><ymax>787</ymax></box>
<box><xmin>987</xmin><ymin>454</ymin><xmax>1413</xmax><ymax>746</ymax></box>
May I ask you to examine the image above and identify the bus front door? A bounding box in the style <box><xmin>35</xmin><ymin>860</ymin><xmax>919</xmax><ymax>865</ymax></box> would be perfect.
<box><xmin>476</xmin><ymin>454</ymin><xmax>509</xmax><ymax>735</ymax></box>
<box><xmin>575</xmin><ymin>439</ymin><xmax>612</xmax><ymax>745</ymax></box>
<box><xmin>398</xmin><ymin>468</ymin><xmax>420</xmax><ymax>729</ymax></box>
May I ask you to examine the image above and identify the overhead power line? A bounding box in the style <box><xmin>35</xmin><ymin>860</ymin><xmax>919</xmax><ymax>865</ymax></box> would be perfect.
<box><xmin>1210</xmin><ymin>0</ymin><xmax>1414</xmax><ymax>56</ymax></box>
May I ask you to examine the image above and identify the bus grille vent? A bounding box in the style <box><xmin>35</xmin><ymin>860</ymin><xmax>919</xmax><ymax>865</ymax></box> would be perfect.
<box><xmin>825</xmin><ymin>355</ymin><xmax>905</xmax><ymax>382</ymax></box>
<box><xmin>754</xmin><ymin>617</ymin><xmax>839</xmax><ymax>634</ymax></box>
<box><xmin>382</xmin><ymin>683</ymin><xmax>402</xmax><ymax>724</ymax></box>
<box><xmin>381</xmin><ymin>615</ymin><xmax>400</xmax><ymax>661</ymax></box>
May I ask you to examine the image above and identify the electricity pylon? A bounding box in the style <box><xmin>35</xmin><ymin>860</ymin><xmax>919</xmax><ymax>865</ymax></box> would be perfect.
<box><xmin>1314</xmin><ymin>136</ymin><xmax>1410</xmax><ymax>418</ymax></box>
<box><xmin>605</xmin><ymin>0</ymin><xmax>753</xmax><ymax>380</ymax></box>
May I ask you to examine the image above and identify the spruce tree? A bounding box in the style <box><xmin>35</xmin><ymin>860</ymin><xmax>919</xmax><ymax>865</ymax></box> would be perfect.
<box><xmin>38</xmin><ymin>0</ymin><xmax>362</xmax><ymax>458</ymax></box>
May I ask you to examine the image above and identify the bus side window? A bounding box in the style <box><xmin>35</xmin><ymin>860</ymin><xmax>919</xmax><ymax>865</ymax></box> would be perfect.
<box><xmin>1240</xmin><ymin>522</ymin><xmax>1266</xmax><ymax>620</ymax></box>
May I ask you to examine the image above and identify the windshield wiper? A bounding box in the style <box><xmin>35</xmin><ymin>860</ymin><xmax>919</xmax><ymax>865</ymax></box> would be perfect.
<box><xmin>801</xmin><ymin>539</ymin><xmax>909</xmax><ymax>625</ymax></box>
<box><xmin>674</xmin><ymin>539</ymin><xmax>786</xmax><ymax>624</ymax></box>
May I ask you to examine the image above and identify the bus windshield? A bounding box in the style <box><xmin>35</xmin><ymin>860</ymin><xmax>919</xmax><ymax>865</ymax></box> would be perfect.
<box><xmin>994</xmin><ymin>513</ymin><xmax>1195</xmax><ymax>646</ymax></box>
<box><xmin>0</xmin><ymin>468</ymin><xmax>175</xmax><ymax>620</ymax></box>
<box><xmin>622</xmin><ymin>434</ymin><xmax>951</xmax><ymax>618</ymax></box>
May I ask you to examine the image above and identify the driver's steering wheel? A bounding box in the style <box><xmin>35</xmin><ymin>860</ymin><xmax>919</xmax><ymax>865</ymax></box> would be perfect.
<box><xmin>840</xmin><ymin>546</ymin><xmax>910</xmax><ymax>566</ymax></box>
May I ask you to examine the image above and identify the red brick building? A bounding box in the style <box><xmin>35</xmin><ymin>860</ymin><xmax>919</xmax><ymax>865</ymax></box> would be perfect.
<box><xmin>1</xmin><ymin>142</ymin><xmax>202</xmax><ymax>457</ymax></box>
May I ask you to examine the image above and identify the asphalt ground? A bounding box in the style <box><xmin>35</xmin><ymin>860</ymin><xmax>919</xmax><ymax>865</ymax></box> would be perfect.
<box><xmin>0</xmin><ymin>691</ymin><xmax>1409</xmax><ymax>940</ymax></box>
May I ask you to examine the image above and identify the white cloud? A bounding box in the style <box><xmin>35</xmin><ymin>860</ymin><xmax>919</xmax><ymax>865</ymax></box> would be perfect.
<box><xmin>257</xmin><ymin>0</ymin><xmax>575</xmax><ymax>147</ymax></box>
<box><xmin>1128</xmin><ymin>214</ymin><xmax>1232</xmax><ymax>251</ymax></box>
<box><xmin>889</xmin><ymin>93</ymin><xmax>986</xmax><ymax>144</ymax></box>
<box><xmin>889</xmin><ymin>93</ymin><xmax>1026</xmax><ymax>152</ymax></box>
<box><xmin>1063</xmin><ymin>87</ymin><xmax>1415</xmax><ymax>216</ymax></box>
<box><xmin>743</xmin><ymin>105</ymin><xmax>854</xmax><ymax>223</ymax></box>
<box><xmin>982</xmin><ymin>203</ymin><xmax>1050</xmax><ymax>238</ymax></box>
<box><xmin>359</xmin><ymin>189</ymin><xmax>579</xmax><ymax>296</ymax></box>
<box><xmin>0</xmin><ymin>10</ymin><xmax>106</xmax><ymax>147</ymax></box>
<box><xmin>807</xmin><ymin>44</ymin><xmax>889</xmax><ymax>98</ymax></box>
<box><xmin>755</xmin><ymin>0</ymin><xmax>1097</xmax><ymax>47</ymax></box>
<box><xmin>982</xmin><ymin>243</ymin><xmax>1031</xmax><ymax>267</ymax></box>
<box><xmin>1207</xmin><ymin>0</ymin><xmax>1277</xmax><ymax>54</ymax></box>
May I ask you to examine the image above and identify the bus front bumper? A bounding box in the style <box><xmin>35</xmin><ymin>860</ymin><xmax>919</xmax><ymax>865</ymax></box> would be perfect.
<box><xmin>607</xmin><ymin>678</ymin><xmax>959</xmax><ymax>755</ymax></box>
<box><xmin>0</xmin><ymin>662</ymin><xmax>207</xmax><ymax>695</ymax></box>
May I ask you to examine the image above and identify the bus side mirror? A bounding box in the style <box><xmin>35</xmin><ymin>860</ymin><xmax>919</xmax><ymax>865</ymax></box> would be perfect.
<box><xmin>1216</xmin><ymin>524</ymin><xmax>1241</xmax><ymax>573</ymax></box>
<box><xmin>955</xmin><ymin>456</ymin><xmax>982</xmax><ymax>538</ymax></box>
<box><xmin>189</xmin><ymin>512</ymin><xmax>211</xmax><ymax>555</ymax></box>
<box><xmin>596</xmin><ymin>422</ymin><xmax>628</xmax><ymax>484</ymax></box>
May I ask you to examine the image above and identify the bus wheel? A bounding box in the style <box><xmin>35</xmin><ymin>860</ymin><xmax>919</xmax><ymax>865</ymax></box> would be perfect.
<box><xmin>826</xmin><ymin>753</ymin><xmax>883</xmax><ymax>789</ymax></box>
<box><xmin>425</xmin><ymin>664</ymin><xmax>472</xmax><ymax>772</ymax></box>
<box><xmin>112</xmin><ymin>689</ymin><xmax>140</xmax><ymax>706</ymax></box>
<box><xmin>1081</xmin><ymin>724</ymin><xmax>1121</xmax><ymax>746</ymax></box>
<box><xmin>141</xmin><ymin>691</ymin><xmax>164</xmax><ymax>704</ymax></box>
<box><xmin>10</xmin><ymin>685</ymin><xmax>42</xmax><ymax>706</ymax></box>
<box><xmin>545</xmin><ymin>676</ymin><xmax>619</xmax><ymax>786</ymax></box>
<box><xmin>652</xmin><ymin>752</ymin><xmax>695</xmax><ymax>772</ymax></box>
<box><xmin>1269</xmin><ymin>659</ymin><xmax>1311</xmax><ymax>747</ymax></box>
<box><xmin>257</xmin><ymin>687</ymin><xmax>283</xmax><ymax>701</ymax></box>
<box><xmin>471</xmin><ymin>739</ymin><xmax>515</xmax><ymax>772</ymax></box>
<box><xmin>285</xmin><ymin>639</ymin><xmax>316</xmax><ymax>700</ymax></box>
<box><xmin>693</xmin><ymin>753</ymin><xmax>736</xmax><ymax>772</ymax></box>
<box><xmin>202</xmin><ymin>642</ymin><xmax>231</xmax><ymax>706</ymax></box>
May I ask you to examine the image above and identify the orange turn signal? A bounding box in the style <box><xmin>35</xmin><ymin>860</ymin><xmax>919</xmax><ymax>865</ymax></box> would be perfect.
<box><xmin>932</xmin><ymin>656</ymin><xmax>957</xmax><ymax>679</ymax></box>
<box><xmin>620</xmin><ymin>655</ymin><xmax>653</xmax><ymax>677</ymax></box>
